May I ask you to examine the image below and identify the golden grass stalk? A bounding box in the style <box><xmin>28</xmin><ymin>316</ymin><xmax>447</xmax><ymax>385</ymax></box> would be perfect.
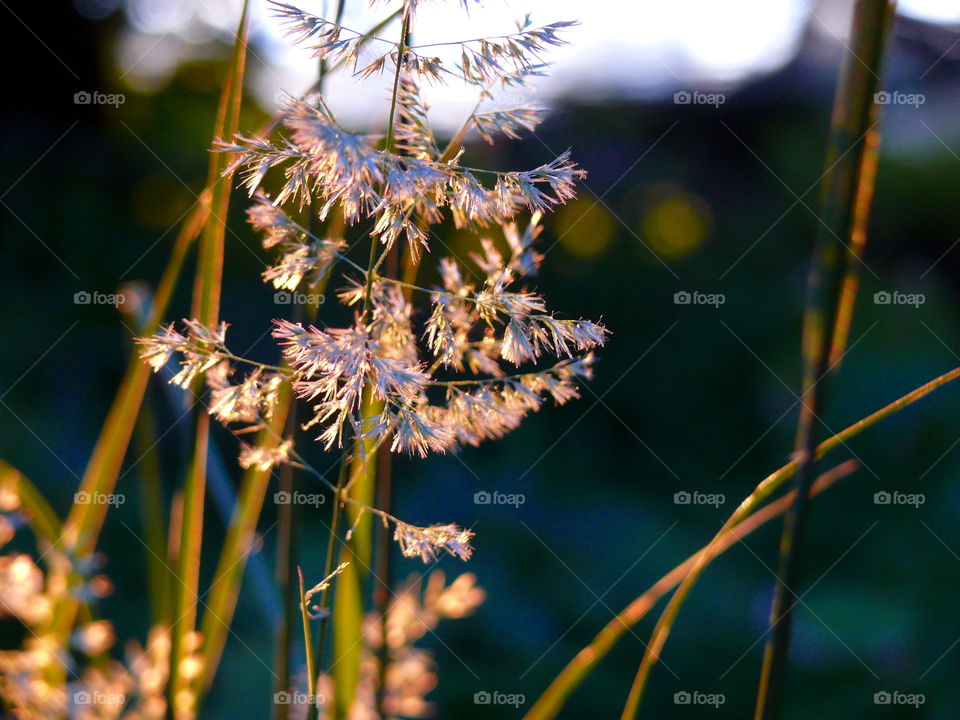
<box><xmin>617</xmin><ymin>367</ymin><xmax>948</xmax><ymax>720</ymax></box>
<box><xmin>525</xmin><ymin>460</ymin><xmax>859</xmax><ymax>720</ymax></box>
<box><xmin>170</xmin><ymin>4</ymin><xmax>250</xmax><ymax>717</ymax></box>
<box><xmin>754</xmin><ymin>3</ymin><xmax>894</xmax><ymax>717</ymax></box>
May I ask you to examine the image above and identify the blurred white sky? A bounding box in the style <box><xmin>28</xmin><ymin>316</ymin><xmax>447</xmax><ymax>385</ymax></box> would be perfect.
<box><xmin>78</xmin><ymin>0</ymin><xmax>960</xmax><ymax>130</ymax></box>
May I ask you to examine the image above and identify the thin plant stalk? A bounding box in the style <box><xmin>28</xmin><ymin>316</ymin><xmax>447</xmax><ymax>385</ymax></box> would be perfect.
<box><xmin>0</xmin><ymin>461</ymin><xmax>62</xmax><ymax>547</ymax></box>
<box><xmin>373</xmin><ymin>442</ymin><xmax>394</xmax><ymax>718</ymax></box>
<box><xmin>278</xmin><ymin>4</ymin><xmax>348</xmax><ymax>706</ymax></box>
<box><xmin>169</xmin><ymin>414</ymin><xmax>211</xmax><ymax>719</ymax></box>
<box><xmin>298</xmin><ymin>567</ymin><xmax>318</xmax><ymax>702</ymax></box>
<box><xmin>526</xmin><ymin>460</ymin><xmax>858</xmax><ymax>720</ymax></box>
<box><xmin>275</xmin><ymin>210</ymin><xmax>341</xmax><ymax>718</ymax></box>
<box><xmin>755</xmin><ymin>3</ymin><xmax>894</xmax><ymax>718</ymax></box>
<box><xmin>332</xmin><ymin>389</ymin><xmax>385</xmax><ymax>720</ymax></box>
<box><xmin>133</xmin><ymin>397</ymin><xmax>171</xmax><ymax>626</ymax></box>
<box><xmin>198</xmin><ymin>384</ymin><xmax>292</xmax><ymax>692</ymax></box>
<box><xmin>170</xmin><ymin>4</ymin><xmax>250</xmax><ymax>717</ymax></box>
<box><xmin>308</xmin><ymin>458</ymin><xmax>349</xmax><ymax>720</ymax></box>
<box><xmin>332</xmin><ymin>6</ymin><xmax>409</xmax><ymax>716</ymax></box>
<box><xmin>829</xmin><ymin>125</ymin><xmax>881</xmax><ymax>366</ymax></box>
<box><xmin>618</xmin><ymin>363</ymin><xmax>958</xmax><ymax>719</ymax></box>
<box><xmin>273</xmin><ymin>405</ymin><xmax>302</xmax><ymax>720</ymax></box>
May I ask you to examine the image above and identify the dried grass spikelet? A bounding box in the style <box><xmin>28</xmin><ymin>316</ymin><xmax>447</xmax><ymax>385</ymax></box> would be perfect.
<box><xmin>0</xmin><ymin>512</ymin><xmax>178</xmax><ymax>720</ymax></box>
<box><xmin>392</xmin><ymin>522</ymin><xmax>474</xmax><ymax>563</ymax></box>
<box><xmin>293</xmin><ymin>571</ymin><xmax>483</xmax><ymax>720</ymax></box>
<box><xmin>136</xmin><ymin>0</ymin><xmax>606</xmax><ymax>568</ymax></box>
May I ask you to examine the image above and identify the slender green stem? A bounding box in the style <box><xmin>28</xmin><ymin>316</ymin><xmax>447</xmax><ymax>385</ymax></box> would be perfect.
<box><xmin>313</xmin><ymin>458</ymin><xmax>350</xmax><ymax>671</ymax></box>
<box><xmin>829</xmin><ymin>125</ymin><xmax>881</xmax><ymax>366</ymax></box>
<box><xmin>332</xmin><ymin>15</ymin><xmax>409</xmax><ymax>711</ymax></box>
<box><xmin>332</xmin><ymin>388</ymin><xmax>385</xmax><ymax>720</ymax></box>
<box><xmin>373</xmin><ymin>444</ymin><xmax>394</xmax><ymax>719</ymax></box>
<box><xmin>304</xmin><ymin>9</ymin><xmax>347</xmax><ymax>720</ymax></box>
<box><xmin>362</xmin><ymin>231</ymin><xmax>383</xmax><ymax>321</ymax></box>
<box><xmin>133</xmin><ymin>396</ymin><xmax>170</xmax><ymax>626</ymax></box>
<box><xmin>362</xmin><ymin>5</ymin><xmax>410</xmax><ymax>319</ymax></box>
<box><xmin>754</xmin><ymin>4</ymin><xmax>894</xmax><ymax>719</ymax></box>
<box><xmin>528</xmin><ymin>460</ymin><xmax>857</xmax><ymax>720</ymax></box>
<box><xmin>169</xmin><ymin>6</ymin><xmax>251</xmax><ymax>717</ymax></box>
<box><xmin>272</xmin><ymin>399</ymin><xmax>301</xmax><ymax>720</ymax></box>
<box><xmin>384</xmin><ymin>10</ymin><xmax>411</xmax><ymax>156</ymax></box>
<box><xmin>298</xmin><ymin>567</ymin><xmax>318</xmax><ymax>700</ymax></box>
<box><xmin>198</xmin><ymin>385</ymin><xmax>292</xmax><ymax>693</ymax></box>
<box><xmin>617</xmin><ymin>364</ymin><xmax>960</xmax><ymax>720</ymax></box>
<box><xmin>168</xmin><ymin>413</ymin><xmax>210</xmax><ymax>720</ymax></box>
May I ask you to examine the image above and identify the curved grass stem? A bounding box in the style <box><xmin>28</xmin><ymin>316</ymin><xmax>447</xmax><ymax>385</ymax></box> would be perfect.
<box><xmin>527</xmin><ymin>460</ymin><xmax>858</xmax><ymax>720</ymax></box>
<box><xmin>754</xmin><ymin>3</ymin><xmax>894</xmax><ymax>718</ymax></box>
<box><xmin>541</xmin><ymin>362</ymin><xmax>960</xmax><ymax>720</ymax></box>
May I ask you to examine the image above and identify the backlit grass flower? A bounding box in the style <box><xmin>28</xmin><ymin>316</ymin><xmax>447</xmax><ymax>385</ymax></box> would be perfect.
<box><xmin>135</xmin><ymin>0</ymin><xmax>604</xmax><ymax>575</ymax></box>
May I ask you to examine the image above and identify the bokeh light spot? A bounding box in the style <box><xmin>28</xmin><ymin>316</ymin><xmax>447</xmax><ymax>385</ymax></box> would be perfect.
<box><xmin>555</xmin><ymin>198</ymin><xmax>615</xmax><ymax>259</ymax></box>
<box><xmin>639</xmin><ymin>185</ymin><xmax>712</xmax><ymax>260</ymax></box>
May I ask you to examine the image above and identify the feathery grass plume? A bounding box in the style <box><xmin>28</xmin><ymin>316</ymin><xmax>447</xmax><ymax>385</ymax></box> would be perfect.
<box><xmin>392</xmin><ymin>522</ymin><xmax>474</xmax><ymax>562</ymax></box>
<box><xmin>0</xmin><ymin>498</ymin><xmax>183</xmax><ymax>720</ymax></box>
<box><xmin>136</xmin><ymin>0</ymin><xmax>604</xmax><ymax>569</ymax></box>
<box><xmin>285</xmin><ymin>571</ymin><xmax>482</xmax><ymax>719</ymax></box>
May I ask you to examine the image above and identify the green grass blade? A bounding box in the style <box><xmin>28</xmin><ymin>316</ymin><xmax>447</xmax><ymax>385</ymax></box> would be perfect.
<box><xmin>169</xmin><ymin>3</ymin><xmax>251</xmax><ymax>716</ymax></box>
<box><xmin>526</xmin><ymin>461</ymin><xmax>857</xmax><ymax>720</ymax></box>
<box><xmin>40</xmin><ymin>185</ymin><xmax>209</xmax><ymax>693</ymax></box>
<box><xmin>618</xmin><ymin>365</ymin><xmax>955</xmax><ymax>720</ymax></box>
<box><xmin>332</xmin><ymin>389</ymin><xmax>383</xmax><ymax>720</ymax></box>
<box><xmin>298</xmin><ymin>567</ymin><xmax>317</xmax><ymax>700</ymax></box>
<box><xmin>829</xmin><ymin>126</ymin><xmax>881</xmax><ymax>366</ymax></box>
<box><xmin>755</xmin><ymin>3</ymin><xmax>894</xmax><ymax>717</ymax></box>
<box><xmin>198</xmin><ymin>385</ymin><xmax>291</xmax><ymax>692</ymax></box>
<box><xmin>133</xmin><ymin>396</ymin><xmax>171</xmax><ymax>626</ymax></box>
<box><xmin>62</xmin><ymin>199</ymin><xmax>208</xmax><ymax>559</ymax></box>
<box><xmin>170</xmin><ymin>414</ymin><xmax>211</xmax><ymax>716</ymax></box>
<box><xmin>0</xmin><ymin>460</ymin><xmax>62</xmax><ymax>546</ymax></box>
